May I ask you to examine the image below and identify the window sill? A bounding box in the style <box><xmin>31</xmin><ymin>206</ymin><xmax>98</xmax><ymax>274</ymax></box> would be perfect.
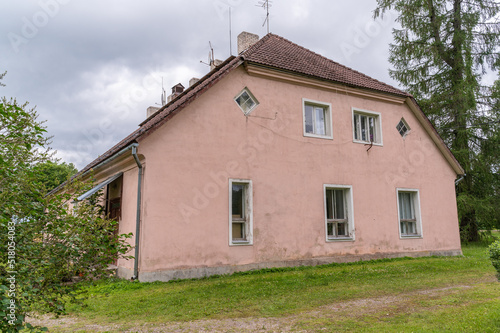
<box><xmin>400</xmin><ymin>235</ymin><xmax>422</xmax><ymax>239</ymax></box>
<box><xmin>230</xmin><ymin>240</ymin><xmax>252</xmax><ymax>246</ymax></box>
<box><xmin>326</xmin><ymin>237</ymin><xmax>354</xmax><ymax>242</ymax></box>
<box><xmin>353</xmin><ymin>139</ymin><xmax>383</xmax><ymax>146</ymax></box>
<box><xmin>304</xmin><ymin>133</ymin><xmax>333</xmax><ymax>140</ymax></box>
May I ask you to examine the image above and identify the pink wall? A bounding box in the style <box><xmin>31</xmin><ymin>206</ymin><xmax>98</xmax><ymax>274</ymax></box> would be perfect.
<box><xmin>90</xmin><ymin>157</ymin><xmax>139</xmax><ymax>274</ymax></box>
<box><xmin>136</xmin><ymin>66</ymin><xmax>461</xmax><ymax>274</ymax></box>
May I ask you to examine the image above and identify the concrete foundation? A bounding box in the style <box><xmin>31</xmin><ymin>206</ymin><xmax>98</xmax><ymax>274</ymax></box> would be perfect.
<box><xmin>115</xmin><ymin>249</ymin><xmax>463</xmax><ymax>282</ymax></box>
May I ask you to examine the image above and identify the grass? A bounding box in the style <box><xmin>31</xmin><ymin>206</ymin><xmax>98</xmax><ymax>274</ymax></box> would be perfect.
<box><xmin>46</xmin><ymin>241</ymin><xmax>499</xmax><ymax>332</ymax></box>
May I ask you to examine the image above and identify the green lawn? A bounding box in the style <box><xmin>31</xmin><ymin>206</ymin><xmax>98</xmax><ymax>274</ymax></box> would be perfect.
<box><xmin>43</xmin><ymin>242</ymin><xmax>499</xmax><ymax>332</ymax></box>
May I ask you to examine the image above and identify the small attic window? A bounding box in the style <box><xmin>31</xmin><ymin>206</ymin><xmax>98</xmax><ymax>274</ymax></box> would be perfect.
<box><xmin>396</xmin><ymin>118</ymin><xmax>410</xmax><ymax>137</ymax></box>
<box><xmin>234</xmin><ymin>88</ymin><xmax>259</xmax><ymax>115</ymax></box>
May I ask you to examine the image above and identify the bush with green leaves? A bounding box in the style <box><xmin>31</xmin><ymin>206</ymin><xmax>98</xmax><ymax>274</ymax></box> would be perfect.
<box><xmin>488</xmin><ymin>240</ymin><xmax>500</xmax><ymax>280</ymax></box>
<box><xmin>1</xmin><ymin>97</ymin><xmax>133</xmax><ymax>332</ymax></box>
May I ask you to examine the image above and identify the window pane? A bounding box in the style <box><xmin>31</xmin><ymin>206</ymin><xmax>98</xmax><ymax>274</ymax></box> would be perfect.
<box><xmin>235</xmin><ymin>92</ymin><xmax>248</xmax><ymax>106</ymax></box>
<box><xmin>232</xmin><ymin>184</ymin><xmax>244</xmax><ymax>218</ymax></box>
<box><xmin>326</xmin><ymin>189</ymin><xmax>333</xmax><ymax>219</ymax></box>
<box><xmin>305</xmin><ymin>105</ymin><xmax>314</xmax><ymax>134</ymax></box>
<box><xmin>369</xmin><ymin>116</ymin><xmax>375</xmax><ymax>142</ymax></box>
<box><xmin>327</xmin><ymin>222</ymin><xmax>334</xmax><ymax>237</ymax></box>
<box><xmin>337</xmin><ymin>222</ymin><xmax>347</xmax><ymax>236</ymax></box>
<box><xmin>401</xmin><ymin>221</ymin><xmax>407</xmax><ymax>234</ymax></box>
<box><xmin>243</xmin><ymin>98</ymin><xmax>255</xmax><ymax>112</ymax></box>
<box><xmin>334</xmin><ymin>190</ymin><xmax>345</xmax><ymax>219</ymax></box>
<box><xmin>360</xmin><ymin>115</ymin><xmax>367</xmax><ymax>141</ymax></box>
<box><xmin>399</xmin><ymin>192</ymin><xmax>414</xmax><ymax>220</ymax></box>
<box><xmin>232</xmin><ymin>222</ymin><xmax>245</xmax><ymax>240</ymax></box>
<box><xmin>409</xmin><ymin>221</ymin><xmax>416</xmax><ymax>234</ymax></box>
<box><xmin>315</xmin><ymin>107</ymin><xmax>326</xmax><ymax>135</ymax></box>
<box><xmin>354</xmin><ymin>114</ymin><xmax>360</xmax><ymax>140</ymax></box>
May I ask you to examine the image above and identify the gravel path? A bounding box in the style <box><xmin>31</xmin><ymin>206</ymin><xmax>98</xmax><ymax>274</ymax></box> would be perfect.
<box><xmin>27</xmin><ymin>285</ymin><xmax>475</xmax><ymax>332</ymax></box>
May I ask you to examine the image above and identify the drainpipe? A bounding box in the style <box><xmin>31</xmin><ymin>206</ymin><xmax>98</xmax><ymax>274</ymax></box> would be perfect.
<box><xmin>455</xmin><ymin>174</ymin><xmax>466</xmax><ymax>186</ymax></box>
<box><xmin>131</xmin><ymin>143</ymin><xmax>143</xmax><ymax>280</ymax></box>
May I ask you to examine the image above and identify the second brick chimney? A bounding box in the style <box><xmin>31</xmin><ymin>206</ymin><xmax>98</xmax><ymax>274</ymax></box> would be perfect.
<box><xmin>237</xmin><ymin>32</ymin><xmax>259</xmax><ymax>54</ymax></box>
<box><xmin>167</xmin><ymin>83</ymin><xmax>185</xmax><ymax>103</ymax></box>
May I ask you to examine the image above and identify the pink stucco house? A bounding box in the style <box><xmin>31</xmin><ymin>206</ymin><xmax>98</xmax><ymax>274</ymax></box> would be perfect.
<box><xmin>68</xmin><ymin>32</ymin><xmax>464</xmax><ymax>282</ymax></box>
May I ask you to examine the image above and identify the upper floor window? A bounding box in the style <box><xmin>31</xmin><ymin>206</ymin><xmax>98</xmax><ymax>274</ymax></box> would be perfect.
<box><xmin>303</xmin><ymin>99</ymin><xmax>333</xmax><ymax>139</ymax></box>
<box><xmin>397</xmin><ymin>189</ymin><xmax>422</xmax><ymax>238</ymax></box>
<box><xmin>396</xmin><ymin>118</ymin><xmax>410</xmax><ymax>138</ymax></box>
<box><xmin>324</xmin><ymin>184</ymin><xmax>354</xmax><ymax>241</ymax></box>
<box><xmin>352</xmin><ymin>109</ymin><xmax>382</xmax><ymax>145</ymax></box>
<box><xmin>234</xmin><ymin>88</ymin><xmax>259</xmax><ymax>115</ymax></box>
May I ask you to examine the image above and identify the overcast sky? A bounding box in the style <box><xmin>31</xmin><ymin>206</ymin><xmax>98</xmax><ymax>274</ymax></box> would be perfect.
<box><xmin>1</xmin><ymin>0</ymin><xmax>400</xmax><ymax>169</ymax></box>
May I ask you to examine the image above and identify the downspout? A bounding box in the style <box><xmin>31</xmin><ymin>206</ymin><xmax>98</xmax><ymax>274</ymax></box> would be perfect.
<box><xmin>455</xmin><ymin>174</ymin><xmax>466</xmax><ymax>186</ymax></box>
<box><xmin>131</xmin><ymin>143</ymin><xmax>142</xmax><ymax>280</ymax></box>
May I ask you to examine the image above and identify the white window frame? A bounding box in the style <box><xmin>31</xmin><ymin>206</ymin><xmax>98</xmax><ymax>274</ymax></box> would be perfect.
<box><xmin>396</xmin><ymin>188</ymin><xmax>423</xmax><ymax>239</ymax></box>
<box><xmin>352</xmin><ymin>108</ymin><xmax>383</xmax><ymax>145</ymax></box>
<box><xmin>229</xmin><ymin>179</ymin><xmax>253</xmax><ymax>246</ymax></box>
<box><xmin>303</xmin><ymin>98</ymin><xmax>333</xmax><ymax>140</ymax></box>
<box><xmin>234</xmin><ymin>87</ymin><xmax>259</xmax><ymax>115</ymax></box>
<box><xmin>396</xmin><ymin>118</ymin><xmax>411</xmax><ymax>138</ymax></box>
<box><xmin>323</xmin><ymin>184</ymin><xmax>355</xmax><ymax>242</ymax></box>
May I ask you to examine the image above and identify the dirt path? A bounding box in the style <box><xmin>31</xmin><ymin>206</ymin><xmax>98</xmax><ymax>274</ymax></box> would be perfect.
<box><xmin>27</xmin><ymin>285</ymin><xmax>477</xmax><ymax>332</ymax></box>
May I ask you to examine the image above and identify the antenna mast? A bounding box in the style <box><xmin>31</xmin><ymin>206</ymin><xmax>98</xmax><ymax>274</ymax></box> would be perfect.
<box><xmin>229</xmin><ymin>7</ymin><xmax>232</xmax><ymax>55</ymax></box>
<box><xmin>160</xmin><ymin>77</ymin><xmax>166</xmax><ymax>106</ymax></box>
<box><xmin>257</xmin><ymin>0</ymin><xmax>272</xmax><ymax>33</ymax></box>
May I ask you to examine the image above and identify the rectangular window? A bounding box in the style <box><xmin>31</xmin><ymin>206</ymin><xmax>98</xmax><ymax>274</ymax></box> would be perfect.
<box><xmin>229</xmin><ymin>179</ymin><xmax>253</xmax><ymax>245</ymax></box>
<box><xmin>303</xmin><ymin>99</ymin><xmax>333</xmax><ymax>139</ymax></box>
<box><xmin>397</xmin><ymin>189</ymin><xmax>422</xmax><ymax>238</ymax></box>
<box><xmin>352</xmin><ymin>109</ymin><xmax>382</xmax><ymax>145</ymax></box>
<box><xmin>324</xmin><ymin>185</ymin><xmax>354</xmax><ymax>241</ymax></box>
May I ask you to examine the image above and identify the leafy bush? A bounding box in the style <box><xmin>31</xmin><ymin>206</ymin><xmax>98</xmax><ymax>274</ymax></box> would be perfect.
<box><xmin>488</xmin><ymin>240</ymin><xmax>500</xmax><ymax>280</ymax></box>
<box><xmin>0</xmin><ymin>98</ymin><xmax>133</xmax><ymax>331</ymax></box>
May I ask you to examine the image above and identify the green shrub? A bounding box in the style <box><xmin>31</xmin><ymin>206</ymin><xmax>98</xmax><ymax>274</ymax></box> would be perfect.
<box><xmin>488</xmin><ymin>240</ymin><xmax>500</xmax><ymax>280</ymax></box>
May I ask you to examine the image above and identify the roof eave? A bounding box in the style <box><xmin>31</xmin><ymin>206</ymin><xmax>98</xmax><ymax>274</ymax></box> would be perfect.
<box><xmin>243</xmin><ymin>61</ymin><xmax>408</xmax><ymax>104</ymax></box>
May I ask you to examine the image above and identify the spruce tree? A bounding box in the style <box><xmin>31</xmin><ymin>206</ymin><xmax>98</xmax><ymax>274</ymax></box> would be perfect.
<box><xmin>375</xmin><ymin>0</ymin><xmax>500</xmax><ymax>241</ymax></box>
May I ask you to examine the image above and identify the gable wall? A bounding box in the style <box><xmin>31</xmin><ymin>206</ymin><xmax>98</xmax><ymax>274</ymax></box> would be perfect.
<box><xmin>135</xmin><ymin>66</ymin><xmax>461</xmax><ymax>278</ymax></box>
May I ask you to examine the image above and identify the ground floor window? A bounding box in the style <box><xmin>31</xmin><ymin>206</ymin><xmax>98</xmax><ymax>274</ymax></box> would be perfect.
<box><xmin>324</xmin><ymin>185</ymin><xmax>354</xmax><ymax>241</ymax></box>
<box><xmin>397</xmin><ymin>189</ymin><xmax>422</xmax><ymax>238</ymax></box>
<box><xmin>229</xmin><ymin>179</ymin><xmax>253</xmax><ymax>245</ymax></box>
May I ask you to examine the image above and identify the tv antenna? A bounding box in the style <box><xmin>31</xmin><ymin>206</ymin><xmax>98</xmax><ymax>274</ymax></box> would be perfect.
<box><xmin>161</xmin><ymin>78</ymin><xmax>166</xmax><ymax>105</ymax></box>
<box><xmin>156</xmin><ymin>77</ymin><xmax>167</xmax><ymax>106</ymax></box>
<box><xmin>256</xmin><ymin>0</ymin><xmax>272</xmax><ymax>33</ymax></box>
<box><xmin>200</xmin><ymin>41</ymin><xmax>215</xmax><ymax>67</ymax></box>
<box><xmin>229</xmin><ymin>7</ymin><xmax>232</xmax><ymax>55</ymax></box>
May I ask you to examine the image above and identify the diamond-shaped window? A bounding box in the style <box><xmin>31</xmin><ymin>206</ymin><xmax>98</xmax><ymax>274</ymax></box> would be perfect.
<box><xmin>396</xmin><ymin>118</ymin><xmax>410</xmax><ymax>137</ymax></box>
<box><xmin>234</xmin><ymin>88</ymin><xmax>259</xmax><ymax>115</ymax></box>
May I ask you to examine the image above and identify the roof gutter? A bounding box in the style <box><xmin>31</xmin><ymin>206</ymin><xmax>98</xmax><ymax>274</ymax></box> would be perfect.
<box><xmin>46</xmin><ymin>143</ymin><xmax>141</xmax><ymax>196</ymax></box>
<box><xmin>85</xmin><ymin>143</ymin><xmax>138</xmax><ymax>176</ymax></box>
<box><xmin>131</xmin><ymin>144</ymin><xmax>143</xmax><ymax>280</ymax></box>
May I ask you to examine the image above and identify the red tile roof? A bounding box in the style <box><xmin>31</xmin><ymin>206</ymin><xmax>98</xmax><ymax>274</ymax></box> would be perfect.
<box><xmin>243</xmin><ymin>34</ymin><xmax>409</xmax><ymax>97</ymax></box>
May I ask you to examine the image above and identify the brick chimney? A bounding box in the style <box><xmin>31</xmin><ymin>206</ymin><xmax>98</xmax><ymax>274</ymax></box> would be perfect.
<box><xmin>237</xmin><ymin>32</ymin><xmax>259</xmax><ymax>54</ymax></box>
<box><xmin>210</xmin><ymin>59</ymin><xmax>223</xmax><ymax>71</ymax></box>
<box><xmin>167</xmin><ymin>83</ymin><xmax>185</xmax><ymax>103</ymax></box>
<box><xmin>147</xmin><ymin>106</ymin><xmax>160</xmax><ymax>118</ymax></box>
<box><xmin>189</xmin><ymin>77</ymin><xmax>200</xmax><ymax>87</ymax></box>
